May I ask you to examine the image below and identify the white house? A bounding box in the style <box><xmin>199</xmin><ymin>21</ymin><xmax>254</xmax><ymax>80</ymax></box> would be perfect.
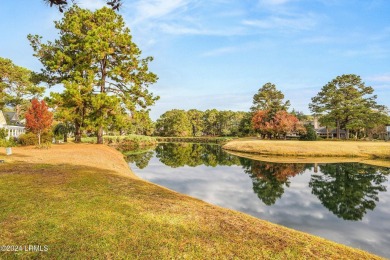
<box><xmin>0</xmin><ymin>110</ymin><xmax>26</xmax><ymax>139</ymax></box>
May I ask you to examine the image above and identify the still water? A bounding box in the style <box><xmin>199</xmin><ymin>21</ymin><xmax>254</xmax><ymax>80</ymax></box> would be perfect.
<box><xmin>127</xmin><ymin>143</ymin><xmax>390</xmax><ymax>258</ymax></box>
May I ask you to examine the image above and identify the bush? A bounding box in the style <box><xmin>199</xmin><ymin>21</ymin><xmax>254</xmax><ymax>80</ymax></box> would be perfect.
<box><xmin>0</xmin><ymin>128</ymin><xmax>7</xmax><ymax>139</ymax></box>
<box><xmin>0</xmin><ymin>137</ymin><xmax>17</xmax><ymax>147</ymax></box>
<box><xmin>300</xmin><ymin>124</ymin><xmax>317</xmax><ymax>141</ymax></box>
<box><xmin>19</xmin><ymin>132</ymin><xmax>53</xmax><ymax>146</ymax></box>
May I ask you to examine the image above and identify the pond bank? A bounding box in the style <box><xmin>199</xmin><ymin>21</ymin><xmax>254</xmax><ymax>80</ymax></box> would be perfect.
<box><xmin>0</xmin><ymin>144</ymin><xmax>383</xmax><ymax>259</ymax></box>
<box><xmin>223</xmin><ymin>140</ymin><xmax>390</xmax><ymax>166</ymax></box>
<box><xmin>156</xmin><ymin>136</ymin><xmax>236</xmax><ymax>144</ymax></box>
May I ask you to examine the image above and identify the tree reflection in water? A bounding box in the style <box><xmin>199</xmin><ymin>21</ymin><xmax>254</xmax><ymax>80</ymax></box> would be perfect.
<box><xmin>125</xmin><ymin>151</ymin><xmax>154</xmax><ymax>169</ymax></box>
<box><xmin>241</xmin><ymin>159</ymin><xmax>312</xmax><ymax>205</ymax></box>
<box><xmin>155</xmin><ymin>143</ymin><xmax>241</xmax><ymax>167</ymax></box>
<box><xmin>127</xmin><ymin>143</ymin><xmax>390</xmax><ymax>221</ymax></box>
<box><xmin>309</xmin><ymin>163</ymin><xmax>389</xmax><ymax>221</ymax></box>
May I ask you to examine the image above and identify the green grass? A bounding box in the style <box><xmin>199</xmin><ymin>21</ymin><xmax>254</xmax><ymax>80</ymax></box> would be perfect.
<box><xmin>0</xmin><ymin>145</ymin><xmax>384</xmax><ymax>259</ymax></box>
<box><xmin>78</xmin><ymin>134</ymin><xmax>157</xmax><ymax>151</ymax></box>
<box><xmin>156</xmin><ymin>136</ymin><xmax>237</xmax><ymax>144</ymax></box>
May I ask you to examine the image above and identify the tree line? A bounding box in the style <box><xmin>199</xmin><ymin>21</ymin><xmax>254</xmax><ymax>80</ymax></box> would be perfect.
<box><xmin>155</xmin><ymin>109</ymin><xmax>250</xmax><ymax>137</ymax></box>
<box><xmin>1</xmin><ymin>3</ymin><xmax>389</xmax><ymax>143</ymax></box>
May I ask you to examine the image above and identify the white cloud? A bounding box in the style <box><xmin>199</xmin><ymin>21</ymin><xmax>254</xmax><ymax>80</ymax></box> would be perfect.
<box><xmin>159</xmin><ymin>23</ymin><xmax>246</xmax><ymax>36</ymax></box>
<box><xmin>366</xmin><ymin>74</ymin><xmax>390</xmax><ymax>83</ymax></box>
<box><xmin>340</xmin><ymin>45</ymin><xmax>389</xmax><ymax>58</ymax></box>
<box><xmin>259</xmin><ymin>0</ymin><xmax>292</xmax><ymax>6</ymax></box>
<box><xmin>131</xmin><ymin>0</ymin><xmax>191</xmax><ymax>23</ymax></box>
<box><xmin>202</xmin><ymin>46</ymin><xmax>239</xmax><ymax>57</ymax></box>
<box><xmin>77</xmin><ymin>0</ymin><xmax>106</xmax><ymax>10</ymax></box>
<box><xmin>243</xmin><ymin>13</ymin><xmax>317</xmax><ymax>31</ymax></box>
<box><xmin>299</xmin><ymin>36</ymin><xmax>335</xmax><ymax>44</ymax></box>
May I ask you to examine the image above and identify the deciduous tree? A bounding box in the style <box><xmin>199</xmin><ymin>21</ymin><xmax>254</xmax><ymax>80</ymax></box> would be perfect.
<box><xmin>25</xmin><ymin>99</ymin><xmax>53</xmax><ymax>145</ymax></box>
<box><xmin>187</xmin><ymin>109</ymin><xmax>204</xmax><ymax>137</ymax></box>
<box><xmin>252</xmin><ymin>110</ymin><xmax>304</xmax><ymax>139</ymax></box>
<box><xmin>155</xmin><ymin>110</ymin><xmax>192</xmax><ymax>137</ymax></box>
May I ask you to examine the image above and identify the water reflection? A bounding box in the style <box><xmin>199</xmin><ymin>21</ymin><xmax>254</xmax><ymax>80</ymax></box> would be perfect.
<box><xmin>127</xmin><ymin>143</ymin><xmax>389</xmax><ymax>219</ymax></box>
<box><xmin>309</xmin><ymin>163</ymin><xmax>389</xmax><ymax>221</ymax></box>
<box><xmin>128</xmin><ymin>143</ymin><xmax>390</xmax><ymax>258</ymax></box>
<box><xmin>241</xmin><ymin>159</ymin><xmax>312</xmax><ymax>205</ymax></box>
<box><xmin>125</xmin><ymin>150</ymin><xmax>154</xmax><ymax>169</ymax></box>
<box><xmin>127</xmin><ymin>143</ymin><xmax>241</xmax><ymax>168</ymax></box>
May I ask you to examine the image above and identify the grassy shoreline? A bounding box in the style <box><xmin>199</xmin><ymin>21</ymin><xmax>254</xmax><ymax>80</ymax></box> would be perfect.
<box><xmin>223</xmin><ymin>139</ymin><xmax>390</xmax><ymax>163</ymax></box>
<box><xmin>0</xmin><ymin>144</ymin><xmax>384</xmax><ymax>259</ymax></box>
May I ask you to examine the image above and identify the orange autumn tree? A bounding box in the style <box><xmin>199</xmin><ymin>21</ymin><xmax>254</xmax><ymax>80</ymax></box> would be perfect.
<box><xmin>252</xmin><ymin>110</ymin><xmax>274</xmax><ymax>138</ymax></box>
<box><xmin>273</xmin><ymin>110</ymin><xmax>306</xmax><ymax>139</ymax></box>
<box><xmin>252</xmin><ymin>110</ymin><xmax>305</xmax><ymax>139</ymax></box>
<box><xmin>25</xmin><ymin>99</ymin><xmax>53</xmax><ymax>145</ymax></box>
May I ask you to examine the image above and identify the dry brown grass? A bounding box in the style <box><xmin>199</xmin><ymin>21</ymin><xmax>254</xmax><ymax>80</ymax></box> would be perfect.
<box><xmin>225</xmin><ymin>150</ymin><xmax>390</xmax><ymax>167</ymax></box>
<box><xmin>0</xmin><ymin>144</ymin><xmax>385</xmax><ymax>259</ymax></box>
<box><xmin>1</xmin><ymin>143</ymin><xmax>136</xmax><ymax>178</ymax></box>
<box><xmin>223</xmin><ymin>140</ymin><xmax>390</xmax><ymax>162</ymax></box>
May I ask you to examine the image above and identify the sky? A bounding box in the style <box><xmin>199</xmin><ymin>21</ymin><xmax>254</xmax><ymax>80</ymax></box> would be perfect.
<box><xmin>0</xmin><ymin>0</ymin><xmax>389</xmax><ymax>120</ymax></box>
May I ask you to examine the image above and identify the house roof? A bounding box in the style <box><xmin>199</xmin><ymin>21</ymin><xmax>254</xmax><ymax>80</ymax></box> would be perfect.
<box><xmin>0</xmin><ymin>111</ymin><xmax>7</xmax><ymax>126</ymax></box>
<box><xmin>0</xmin><ymin>111</ymin><xmax>24</xmax><ymax>126</ymax></box>
<box><xmin>315</xmin><ymin>127</ymin><xmax>346</xmax><ymax>134</ymax></box>
<box><xmin>4</xmin><ymin>112</ymin><xmax>18</xmax><ymax>122</ymax></box>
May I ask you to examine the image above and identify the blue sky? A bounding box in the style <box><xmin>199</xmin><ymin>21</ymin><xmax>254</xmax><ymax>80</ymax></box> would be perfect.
<box><xmin>1</xmin><ymin>0</ymin><xmax>389</xmax><ymax>119</ymax></box>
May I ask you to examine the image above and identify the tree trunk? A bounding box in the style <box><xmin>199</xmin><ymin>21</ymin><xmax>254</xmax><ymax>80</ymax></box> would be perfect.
<box><xmin>38</xmin><ymin>132</ymin><xmax>41</xmax><ymax>146</ymax></box>
<box><xmin>346</xmin><ymin>129</ymin><xmax>349</xmax><ymax>140</ymax></box>
<box><xmin>64</xmin><ymin>133</ymin><xmax>68</xmax><ymax>143</ymax></box>
<box><xmin>97</xmin><ymin>126</ymin><xmax>104</xmax><ymax>144</ymax></box>
<box><xmin>74</xmin><ymin>121</ymin><xmax>82</xmax><ymax>143</ymax></box>
<box><xmin>336</xmin><ymin>120</ymin><xmax>340</xmax><ymax>139</ymax></box>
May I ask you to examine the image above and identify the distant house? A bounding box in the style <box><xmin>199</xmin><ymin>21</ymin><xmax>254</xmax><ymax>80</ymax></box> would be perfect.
<box><xmin>0</xmin><ymin>110</ymin><xmax>26</xmax><ymax>139</ymax></box>
<box><xmin>312</xmin><ymin>117</ymin><xmax>346</xmax><ymax>139</ymax></box>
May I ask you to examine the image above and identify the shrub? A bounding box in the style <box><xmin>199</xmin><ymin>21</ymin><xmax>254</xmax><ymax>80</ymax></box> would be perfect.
<box><xmin>19</xmin><ymin>132</ymin><xmax>53</xmax><ymax>146</ymax></box>
<box><xmin>0</xmin><ymin>128</ymin><xmax>7</xmax><ymax>139</ymax></box>
<box><xmin>0</xmin><ymin>137</ymin><xmax>17</xmax><ymax>147</ymax></box>
<box><xmin>300</xmin><ymin>124</ymin><xmax>317</xmax><ymax>141</ymax></box>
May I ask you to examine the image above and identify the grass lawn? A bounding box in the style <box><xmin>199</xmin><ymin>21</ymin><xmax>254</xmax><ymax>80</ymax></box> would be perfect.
<box><xmin>0</xmin><ymin>144</ymin><xmax>384</xmax><ymax>259</ymax></box>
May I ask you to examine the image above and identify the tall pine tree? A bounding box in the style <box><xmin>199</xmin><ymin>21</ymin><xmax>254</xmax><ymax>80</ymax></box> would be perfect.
<box><xmin>29</xmin><ymin>6</ymin><xmax>158</xmax><ymax>143</ymax></box>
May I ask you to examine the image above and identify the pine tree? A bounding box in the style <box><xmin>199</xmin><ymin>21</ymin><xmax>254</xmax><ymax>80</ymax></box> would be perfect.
<box><xmin>29</xmin><ymin>6</ymin><xmax>158</xmax><ymax>143</ymax></box>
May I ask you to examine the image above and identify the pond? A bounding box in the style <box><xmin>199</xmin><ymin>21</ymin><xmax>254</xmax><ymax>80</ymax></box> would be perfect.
<box><xmin>127</xmin><ymin>143</ymin><xmax>390</xmax><ymax>258</ymax></box>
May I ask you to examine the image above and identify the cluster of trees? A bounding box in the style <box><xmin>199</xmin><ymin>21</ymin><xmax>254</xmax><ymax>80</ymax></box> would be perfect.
<box><xmin>248</xmin><ymin>82</ymin><xmax>306</xmax><ymax>139</ymax></box>
<box><xmin>154</xmin><ymin>77</ymin><xmax>389</xmax><ymax>140</ymax></box>
<box><xmin>2</xmin><ymin>2</ymin><xmax>389</xmax><ymax>143</ymax></box>
<box><xmin>153</xmin><ymin>83</ymin><xmax>311</xmax><ymax>139</ymax></box>
<box><xmin>249</xmin><ymin>76</ymin><xmax>389</xmax><ymax>140</ymax></box>
<box><xmin>2</xmin><ymin>5</ymin><xmax>158</xmax><ymax>145</ymax></box>
<box><xmin>155</xmin><ymin>109</ymin><xmax>250</xmax><ymax>137</ymax></box>
<box><xmin>310</xmin><ymin>74</ymin><xmax>389</xmax><ymax>139</ymax></box>
<box><xmin>28</xmin><ymin>6</ymin><xmax>158</xmax><ymax>144</ymax></box>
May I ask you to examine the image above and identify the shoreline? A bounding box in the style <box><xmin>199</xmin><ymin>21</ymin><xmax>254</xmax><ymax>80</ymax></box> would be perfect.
<box><xmin>0</xmin><ymin>143</ymin><xmax>384</xmax><ymax>259</ymax></box>
<box><xmin>224</xmin><ymin>150</ymin><xmax>390</xmax><ymax>168</ymax></box>
<box><xmin>223</xmin><ymin>140</ymin><xmax>390</xmax><ymax>167</ymax></box>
